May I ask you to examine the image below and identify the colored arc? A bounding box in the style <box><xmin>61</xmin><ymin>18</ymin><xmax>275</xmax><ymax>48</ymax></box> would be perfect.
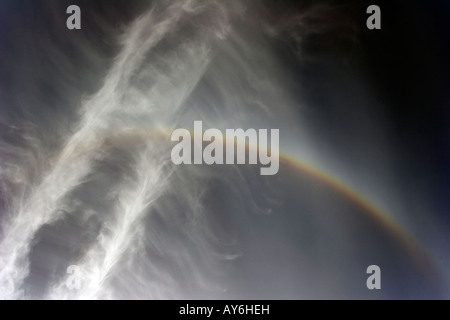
<box><xmin>117</xmin><ymin>126</ymin><xmax>432</xmax><ymax>265</ymax></box>
<box><xmin>49</xmin><ymin>126</ymin><xmax>434</xmax><ymax>270</ymax></box>
<box><xmin>281</xmin><ymin>152</ymin><xmax>433</xmax><ymax>270</ymax></box>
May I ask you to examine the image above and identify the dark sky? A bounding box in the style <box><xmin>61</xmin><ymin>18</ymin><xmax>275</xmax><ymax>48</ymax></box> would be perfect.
<box><xmin>0</xmin><ymin>0</ymin><xmax>448</xmax><ymax>299</ymax></box>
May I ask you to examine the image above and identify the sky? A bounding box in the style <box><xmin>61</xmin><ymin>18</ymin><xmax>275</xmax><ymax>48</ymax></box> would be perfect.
<box><xmin>0</xmin><ymin>0</ymin><xmax>449</xmax><ymax>299</ymax></box>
